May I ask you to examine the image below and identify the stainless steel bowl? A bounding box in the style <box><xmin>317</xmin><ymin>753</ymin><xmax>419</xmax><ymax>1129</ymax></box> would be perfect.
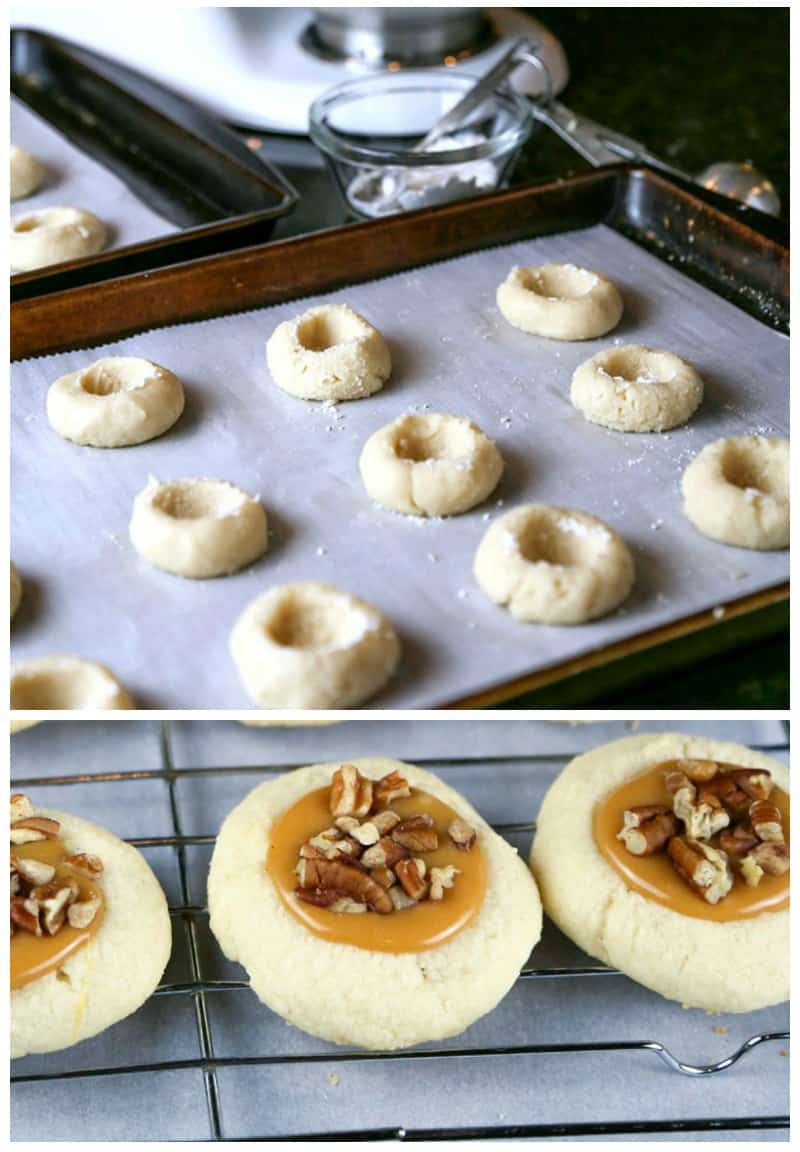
<box><xmin>304</xmin><ymin>8</ymin><xmax>496</xmax><ymax>67</ymax></box>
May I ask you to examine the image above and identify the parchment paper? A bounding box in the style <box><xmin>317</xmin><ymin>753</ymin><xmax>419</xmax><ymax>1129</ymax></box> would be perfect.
<box><xmin>11</xmin><ymin>225</ymin><xmax>789</xmax><ymax>707</ymax></box>
<box><xmin>11</xmin><ymin>97</ymin><xmax>175</xmax><ymax>263</ymax></box>
<box><xmin>10</xmin><ymin>718</ymin><xmax>790</xmax><ymax>1141</ymax></box>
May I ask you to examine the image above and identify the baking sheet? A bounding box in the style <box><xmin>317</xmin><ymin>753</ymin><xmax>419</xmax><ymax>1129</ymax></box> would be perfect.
<box><xmin>11</xmin><ymin>96</ymin><xmax>174</xmax><ymax>263</ymax></box>
<box><xmin>10</xmin><ymin>718</ymin><xmax>790</xmax><ymax>1141</ymax></box>
<box><xmin>10</xmin><ymin>224</ymin><xmax>789</xmax><ymax>708</ymax></box>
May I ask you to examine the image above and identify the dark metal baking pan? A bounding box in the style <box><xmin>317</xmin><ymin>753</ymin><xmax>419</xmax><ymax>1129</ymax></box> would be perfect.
<box><xmin>11</xmin><ymin>28</ymin><xmax>298</xmax><ymax>300</ymax></box>
<box><xmin>10</xmin><ymin>166</ymin><xmax>788</xmax><ymax>708</ymax></box>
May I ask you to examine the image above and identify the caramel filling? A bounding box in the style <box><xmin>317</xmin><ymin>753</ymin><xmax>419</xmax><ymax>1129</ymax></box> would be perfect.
<box><xmin>594</xmin><ymin>763</ymin><xmax>789</xmax><ymax>922</ymax></box>
<box><xmin>11</xmin><ymin>838</ymin><xmax>104</xmax><ymax>990</ymax></box>
<box><xmin>268</xmin><ymin>787</ymin><xmax>487</xmax><ymax>951</ymax></box>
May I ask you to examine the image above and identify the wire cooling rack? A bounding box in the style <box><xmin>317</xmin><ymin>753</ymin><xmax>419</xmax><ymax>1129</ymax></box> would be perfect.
<box><xmin>10</xmin><ymin>719</ymin><xmax>790</xmax><ymax>1141</ymax></box>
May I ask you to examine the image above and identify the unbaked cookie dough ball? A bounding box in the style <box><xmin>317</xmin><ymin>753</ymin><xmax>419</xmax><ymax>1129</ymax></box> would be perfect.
<box><xmin>47</xmin><ymin>357</ymin><xmax>185</xmax><ymax>448</ymax></box>
<box><xmin>10</xmin><ymin>145</ymin><xmax>44</xmax><ymax>200</ymax></box>
<box><xmin>531</xmin><ymin>733</ymin><xmax>789</xmax><ymax>1013</ymax></box>
<box><xmin>474</xmin><ymin>504</ymin><xmax>635</xmax><ymax>625</ymax></box>
<box><xmin>359</xmin><ymin>412</ymin><xmax>504</xmax><ymax>517</ymax></box>
<box><xmin>682</xmin><ymin>435</ymin><xmax>789</xmax><ymax>550</ymax></box>
<box><xmin>497</xmin><ymin>263</ymin><xmax>623</xmax><ymax>341</ymax></box>
<box><xmin>230</xmin><ymin>581</ymin><xmax>400</xmax><ymax>709</ymax></box>
<box><xmin>10</xmin><ymin>563</ymin><xmax>22</xmax><ymax>620</ymax></box>
<box><xmin>571</xmin><ymin>345</ymin><xmax>703</xmax><ymax>432</ymax></box>
<box><xmin>11</xmin><ymin>793</ymin><xmax>171</xmax><ymax>1057</ymax></box>
<box><xmin>208</xmin><ymin>758</ymin><xmax>542</xmax><ymax>1050</ymax></box>
<box><xmin>10</xmin><ymin>657</ymin><xmax>134</xmax><ymax>711</ymax></box>
<box><xmin>266</xmin><ymin>303</ymin><xmax>391</xmax><ymax>402</ymax></box>
<box><xmin>130</xmin><ymin>477</ymin><xmax>268</xmax><ymax>579</ymax></box>
<box><xmin>11</xmin><ymin>206</ymin><xmax>108</xmax><ymax>272</ymax></box>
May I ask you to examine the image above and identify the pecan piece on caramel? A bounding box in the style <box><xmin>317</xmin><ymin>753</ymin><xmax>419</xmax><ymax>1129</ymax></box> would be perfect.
<box><xmin>395</xmin><ymin>858</ymin><xmax>428</xmax><ymax>901</ymax></box>
<box><xmin>429</xmin><ymin>865</ymin><xmax>459</xmax><ymax>902</ymax></box>
<box><xmin>10</xmin><ymin>794</ymin><xmax>34</xmax><ymax>824</ymax></box>
<box><xmin>68</xmin><ymin>892</ymin><xmax>102</xmax><ymax>929</ymax></box>
<box><xmin>369</xmin><ymin>866</ymin><xmax>397</xmax><ymax>890</ymax></box>
<box><xmin>360</xmin><ymin>836</ymin><xmax>409</xmax><ymax>870</ymax></box>
<box><xmin>667</xmin><ymin>836</ymin><xmax>733</xmax><ymax>905</ymax></box>
<box><xmin>329</xmin><ymin>764</ymin><xmax>373</xmax><ymax>819</ymax></box>
<box><xmin>32</xmin><ymin>879</ymin><xmax>80</xmax><ymax>935</ymax></box>
<box><xmin>749</xmin><ymin>800</ymin><xmax>784</xmax><ymax>844</ymax></box>
<box><xmin>616</xmin><ymin>805</ymin><xmax>678</xmax><ymax>856</ymax></box>
<box><xmin>389</xmin><ymin>885</ymin><xmax>417</xmax><ymax>911</ymax></box>
<box><xmin>10</xmin><ymin>854</ymin><xmax>56</xmax><ymax>887</ymax></box>
<box><xmin>741</xmin><ymin>842</ymin><xmax>790</xmax><ymax>887</ymax></box>
<box><xmin>63</xmin><ymin>853</ymin><xmax>104</xmax><ymax>879</ymax></box>
<box><xmin>448</xmin><ymin>818</ymin><xmax>477</xmax><ymax>851</ymax></box>
<box><xmin>696</xmin><ymin>775</ymin><xmax>751</xmax><ymax>819</ymax></box>
<box><xmin>296</xmin><ymin>857</ymin><xmax>392</xmax><ymax>914</ymax></box>
<box><xmin>372</xmin><ymin>810</ymin><xmax>401</xmax><ymax>836</ymax></box>
<box><xmin>374</xmin><ymin>770</ymin><xmax>411</xmax><ymax>809</ymax></box>
<box><xmin>665</xmin><ymin>770</ymin><xmax>729</xmax><ymax>840</ymax></box>
<box><xmin>392</xmin><ymin>814</ymin><xmax>439</xmax><ymax>853</ymax></box>
<box><xmin>673</xmin><ymin>759</ymin><xmax>720</xmax><ymax>783</ymax></box>
<box><xmin>728</xmin><ymin>768</ymin><xmax>772</xmax><ymax>801</ymax></box>
<box><xmin>718</xmin><ymin>822</ymin><xmax>759</xmax><ymax>857</ymax></box>
<box><xmin>10</xmin><ymin>815</ymin><xmax>61</xmax><ymax>845</ymax></box>
<box><xmin>10</xmin><ymin>896</ymin><xmax>41</xmax><ymax>936</ymax></box>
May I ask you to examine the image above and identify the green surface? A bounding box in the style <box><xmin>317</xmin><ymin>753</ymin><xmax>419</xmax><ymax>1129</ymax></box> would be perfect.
<box><xmin>516</xmin><ymin>8</ymin><xmax>789</xmax><ymax>213</ymax></box>
<box><xmin>497</xmin><ymin>8</ymin><xmax>789</xmax><ymax>709</ymax></box>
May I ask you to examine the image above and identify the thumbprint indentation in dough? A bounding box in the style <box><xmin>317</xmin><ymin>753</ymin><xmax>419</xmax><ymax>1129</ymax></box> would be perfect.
<box><xmin>267</xmin><ymin>589</ymin><xmax>369</xmax><ymax>651</ymax></box>
<box><xmin>393</xmin><ymin>416</ymin><xmax>475</xmax><ymax>464</ymax></box>
<box><xmin>719</xmin><ymin>439</ymin><xmax>781</xmax><ymax>496</ymax></box>
<box><xmin>520</xmin><ymin>264</ymin><xmax>598</xmax><ymax>301</ymax></box>
<box><xmin>152</xmin><ymin>480</ymin><xmax>247</xmax><ymax>521</ymax></box>
<box><xmin>78</xmin><ymin>360</ymin><xmax>156</xmax><ymax>396</ymax></box>
<box><xmin>597</xmin><ymin>347</ymin><xmax>676</xmax><ymax>386</ymax></box>
<box><xmin>296</xmin><ymin>308</ymin><xmax>362</xmax><ymax>352</ymax></box>
<box><xmin>515</xmin><ymin>509</ymin><xmax>611</xmax><ymax>568</ymax></box>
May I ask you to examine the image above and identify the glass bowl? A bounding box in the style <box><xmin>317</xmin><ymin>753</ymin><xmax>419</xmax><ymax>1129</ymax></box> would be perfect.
<box><xmin>309</xmin><ymin>70</ymin><xmax>533</xmax><ymax>220</ymax></box>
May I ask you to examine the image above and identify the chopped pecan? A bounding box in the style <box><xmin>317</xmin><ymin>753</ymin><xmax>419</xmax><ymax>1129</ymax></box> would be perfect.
<box><xmin>350</xmin><ymin>822</ymin><xmax>380</xmax><ymax>847</ymax></box>
<box><xmin>616</xmin><ymin>805</ymin><xmax>678</xmax><ymax>856</ymax></box>
<box><xmin>296</xmin><ymin>886</ymin><xmax>351</xmax><ymax>908</ymax></box>
<box><xmin>10</xmin><ymin>794</ymin><xmax>34</xmax><ymax>823</ymax></box>
<box><xmin>329</xmin><ymin>897</ymin><xmax>367</xmax><ymax>914</ymax></box>
<box><xmin>392</xmin><ymin>815</ymin><xmax>439</xmax><ymax>853</ymax></box>
<box><xmin>334</xmin><ymin>816</ymin><xmax>360</xmax><ymax>833</ymax></box>
<box><xmin>749</xmin><ymin>800</ymin><xmax>784</xmax><ymax>844</ymax></box>
<box><xmin>729</xmin><ymin>768</ymin><xmax>772</xmax><ymax>801</ymax></box>
<box><xmin>718</xmin><ymin>822</ymin><xmax>759</xmax><ymax>857</ymax></box>
<box><xmin>744</xmin><ymin>842</ymin><xmax>790</xmax><ymax>883</ymax></box>
<box><xmin>369</xmin><ymin>866</ymin><xmax>397</xmax><ymax>890</ymax></box>
<box><xmin>667</xmin><ymin>836</ymin><xmax>733</xmax><ymax>905</ymax></box>
<box><xmin>665</xmin><ymin>771</ymin><xmax>729</xmax><ymax>839</ymax></box>
<box><xmin>360</xmin><ymin>836</ymin><xmax>409</xmax><ymax>870</ymax></box>
<box><xmin>10</xmin><ymin>854</ymin><xmax>56</xmax><ymax>887</ymax></box>
<box><xmin>696</xmin><ymin>775</ymin><xmax>751</xmax><ymax>819</ymax></box>
<box><xmin>304</xmin><ymin>829</ymin><xmax>361</xmax><ymax>862</ymax></box>
<box><xmin>10</xmin><ymin>816</ymin><xmax>61</xmax><ymax>845</ymax></box>
<box><xmin>296</xmin><ymin>857</ymin><xmax>392</xmax><ymax>914</ymax></box>
<box><xmin>429</xmin><ymin>865</ymin><xmax>459</xmax><ymax>902</ymax></box>
<box><xmin>329</xmin><ymin>764</ymin><xmax>373</xmax><ymax>819</ymax></box>
<box><xmin>389</xmin><ymin>885</ymin><xmax>417</xmax><ymax>911</ymax></box>
<box><xmin>372</xmin><ymin>810</ymin><xmax>401</xmax><ymax>835</ymax></box>
<box><xmin>673</xmin><ymin>759</ymin><xmax>720</xmax><ymax>783</ymax></box>
<box><xmin>67</xmin><ymin>892</ymin><xmax>102</xmax><ymax>929</ymax></box>
<box><xmin>10</xmin><ymin>896</ymin><xmax>41</xmax><ymax>936</ymax></box>
<box><xmin>395</xmin><ymin>858</ymin><xmax>428</xmax><ymax>901</ymax></box>
<box><xmin>33</xmin><ymin>880</ymin><xmax>79</xmax><ymax>935</ymax></box>
<box><xmin>374</xmin><ymin>770</ymin><xmax>411</xmax><ymax>809</ymax></box>
<box><xmin>448</xmin><ymin>818</ymin><xmax>477</xmax><ymax>851</ymax></box>
<box><xmin>62</xmin><ymin>853</ymin><xmax>104</xmax><ymax>879</ymax></box>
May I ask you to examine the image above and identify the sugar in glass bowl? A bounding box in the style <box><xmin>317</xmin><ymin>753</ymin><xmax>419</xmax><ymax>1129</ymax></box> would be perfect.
<box><xmin>309</xmin><ymin>70</ymin><xmax>533</xmax><ymax>219</ymax></box>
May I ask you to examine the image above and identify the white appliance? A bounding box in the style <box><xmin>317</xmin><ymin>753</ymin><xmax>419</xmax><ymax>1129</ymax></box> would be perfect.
<box><xmin>11</xmin><ymin>6</ymin><xmax>568</xmax><ymax>133</ymax></box>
